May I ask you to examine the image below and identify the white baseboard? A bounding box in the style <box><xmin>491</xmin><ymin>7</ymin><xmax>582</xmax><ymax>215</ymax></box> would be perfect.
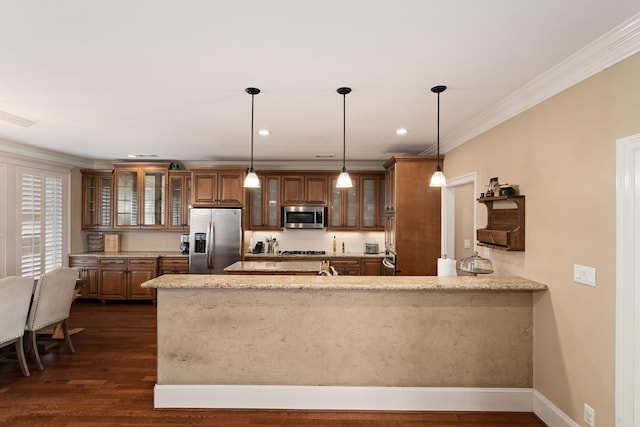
<box><xmin>154</xmin><ymin>384</ymin><xmax>533</xmax><ymax>412</ymax></box>
<box><xmin>533</xmin><ymin>390</ymin><xmax>580</xmax><ymax>427</ymax></box>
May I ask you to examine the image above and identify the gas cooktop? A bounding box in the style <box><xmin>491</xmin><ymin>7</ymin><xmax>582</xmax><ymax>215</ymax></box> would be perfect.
<box><xmin>280</xmin><ymin>250</ymin><xmax>327</xmax><ymax>256</ymax></box>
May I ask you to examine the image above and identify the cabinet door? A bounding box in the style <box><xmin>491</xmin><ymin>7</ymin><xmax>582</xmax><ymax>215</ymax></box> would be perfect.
<box><xmin>331</xmin><ymin>260</ymin><xmax>361</xmax><ymax>276</ymax></box>
<box><xmin>127</xmin><ymin>258</ymin><xmax>157</xmax><ymax>300</ymax></box>
<box><xmin>114</xmin><ymin>168</ymin><xmax>139</xmax><ymax>227</ymax></box>
<box><xmin>360</xmin><ymin>175</ymin><xmax>385</xmax><ymax>230</ymax></box>
<box><xmin>69</xmin><ymin>256</ymin><xmax>99</xmax><ymax>298</ymax></box>
<box><xmin>361</xmin><ymin>258</ymin><xmax>384</xmax><ymax>276</ymax></box>
<box><xmin>281</xmin><ymin>176</ymin><xmax>304</xmax><ymax>205</ymax></box>
<box><xmin>384</xmin><ymin>164</ymin><xmax>395</xmax><ymax>213</ymax></box>
<box><xmin>141</xmin><ymin>168</ymin><xmax>166</xmax><ymax>228</ymax></box>
<box><xmin>305</xmin><ymin>176</ymin><xmax>328</xmax><ymax>205</ymax></box>
<box><xmin>249</xmin><ymin>175</ymin><xmax>280</xmax><ymax>229</ymax></box>
<box><xmin>192</xmin><ymin>171</ymin><xmax>218</xmax><ymax>205</ymax></box>
<box><xmin>168</xmin><ymin>172</ymin><xmax>191</xmax><ymax>230</ymax></box>
<box><xmin>99</xmin><ymin>269</ymin><xmax>127</xmax><ymax>300</ymax></box>
<box><xmin>127</xmin><ymin>270</ymin><xmax>156</xmax><ymax>299</ymax></box>
<box><xmin>82</xmin><ymin>172</ymin><xmax>113</xmax><ymax>229</ymax></box>
<box><xmin>217</xmin><ymin>172</ymin><xmax>244</xmax><ymax>206</ymax></box>
<box><xmin>329</xmin><ymin>177</ymin><xmax>358</xmax><ymax>229</ymax></box>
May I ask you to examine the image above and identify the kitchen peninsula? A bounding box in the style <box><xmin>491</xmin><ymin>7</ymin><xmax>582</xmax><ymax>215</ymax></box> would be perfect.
<box><xmin>142</xmin><ymin>274</ymin><xmax>546</xmax><ymax>412</ymax></box>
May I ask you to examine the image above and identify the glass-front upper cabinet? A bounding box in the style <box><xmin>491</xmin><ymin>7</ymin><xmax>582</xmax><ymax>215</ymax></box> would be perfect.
<box><xmin>81</xmin><ymin>170</ymin><xmax>113</xmax><ymax>230</ymax></box>
<box><xmin>360</xmin><ymin>174</ymin><xmax>385</xmax><ymax>230</ymax></box>
<box><xmin>329</xmin><ymin>176</ymin><xmax>358</xmax><ymax>230</ymax></box>
<box><xmin>248</xmin><ymin>175</ymin><xmax>280</xmax><ymax>230</ymax></box>
<box><xmin>168</xmin><ymin>171</ymin><xmax>191</xmax><ymax>230</ymax></box>
<box><xmin>113</xmin><ymin>163</ymin><xmax>169</xmax><ymax>229</ymax></box>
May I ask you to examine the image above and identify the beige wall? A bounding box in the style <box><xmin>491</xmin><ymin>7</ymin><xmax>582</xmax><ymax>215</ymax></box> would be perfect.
<box><xmin>446</xmin><ymin>52</ymin><xmax>640</xmax><ymax>424</ymax></box>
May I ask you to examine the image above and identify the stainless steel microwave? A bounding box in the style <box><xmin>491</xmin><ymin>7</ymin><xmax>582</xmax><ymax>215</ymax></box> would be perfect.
<box><xmin>282</xmin><ymin>206</ymin><xmax>326</xmax><ymax>229</ymax></box>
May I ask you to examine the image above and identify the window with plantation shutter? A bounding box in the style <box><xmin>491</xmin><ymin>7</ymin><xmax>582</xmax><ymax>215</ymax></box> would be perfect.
<box><xmin>19</xmin><ymin>169</ymin><xmax>64</xmax><ymax>278</ymax></box>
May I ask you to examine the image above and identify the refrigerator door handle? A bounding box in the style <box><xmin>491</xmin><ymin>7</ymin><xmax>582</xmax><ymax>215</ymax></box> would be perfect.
<box><xmin>207</xmin><ymin>222</ymin><xmax>215</xmax><ymax>269</ymax></box>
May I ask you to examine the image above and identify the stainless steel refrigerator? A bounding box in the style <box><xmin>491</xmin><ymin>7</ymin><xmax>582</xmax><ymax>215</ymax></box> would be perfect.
<box><xmin>189</xmin><ymin>208</ymin><xmax>242</xmax><ymax>274</ymax></box>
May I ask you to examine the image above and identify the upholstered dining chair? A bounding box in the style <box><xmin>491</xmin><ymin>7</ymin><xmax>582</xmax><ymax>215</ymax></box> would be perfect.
<box><xmin>0</xmin><ymin>276</ymin><xmax>34</xmax><ymax>376</ymax></box>
<box><xmin>25</xmin><ymin>266</ymin><xmax>79</xmax><ymax>371</ymax></box>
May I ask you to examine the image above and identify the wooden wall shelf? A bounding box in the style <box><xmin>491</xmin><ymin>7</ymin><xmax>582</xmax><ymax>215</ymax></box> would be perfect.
<box><xmin>476</xmin><ymin>195</ymin><xmax>525</xmax><ymax>251</ymax></box>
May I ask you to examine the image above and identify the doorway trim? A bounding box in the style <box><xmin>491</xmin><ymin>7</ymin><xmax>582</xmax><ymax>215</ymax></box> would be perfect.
<box><xmin>441</xmin><ymin>172</ymin><xmax>478</xmax><ymax>260</ymax></box>
<box><xmin>615</xmin><ymin>133</ymin><xmax>640</xmax><ymax>426</ymax></box>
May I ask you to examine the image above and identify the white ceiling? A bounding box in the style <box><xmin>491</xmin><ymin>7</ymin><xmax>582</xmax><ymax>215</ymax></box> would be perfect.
<box><xmin>1</xmin><ymin>0</ymin><xmax>639</xmax><ymax>166</ymax></box>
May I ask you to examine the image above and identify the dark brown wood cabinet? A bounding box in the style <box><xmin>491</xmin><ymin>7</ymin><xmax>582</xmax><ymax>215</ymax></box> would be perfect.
<box><xmin>328</xmin><ymin>176</ymin><xmax>359</xmax><ymax>230</ymax></box>
<box><xmin>96</xmin><ymin>257</ymin><xmax>158</xmax><ymax>302</ymax></box>
<box><xmin>358</xmin><ymin>174</ymin><xmax>385</xmax><ymax>231</ymax></box>
<box><xmin>477</xmin><ymin>195</ymin><xmax>525</xmax><ymax>251</ymax></box>
<box><xmin>281</xmin><ymin>175</ymin><xmax>328</xmax><ymax>205</ymax></box>
<box><xmin>113</xmin><ymin>162</ymin><xmax>169</xmax><ymax>229</ymax></box>
<box><xmin>247</xmin><ymin>174</ymin><xmax>281</xmax><ymax>230</ymax></box>
<box><xmin>167</xmin><ymin>171</ymin><xmax>191</xmax><ymax>230</ymax></box>
<box><xmin>69</xmin><ymin>256</ymin><xmax>99</xmax><ymax>298</ymax></box>
<box><xmin>158</xmin><ymin>256</ymin><xmax>189</xmax><ymax>274</ymax></box>
<box><xmin>384</xmin><ymin>156</ymin><xmax>441</xmax><ymax>276</ymax></box>
<box><xmin>81</xmin><ymin>170</ymin><xmax>113</xmax><ymax>230</ymax></box>
<box><xmin>191</xmin><ymin>168</ymin><xmax>245</xmax><ymax>207</ymax></box>
<box><xmin>330</xmin><ymin>258</ymin><xmax>361</xmax><ymax>275</ymax></box>
<box><xmin>361</xmin><ymin>257</ymin><xmax>384</xmax><ymax>276</ymax></box>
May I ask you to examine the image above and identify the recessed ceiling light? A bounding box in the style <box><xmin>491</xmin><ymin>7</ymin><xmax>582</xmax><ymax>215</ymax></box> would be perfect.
<box><xmin>396</xmin><ymin>128</ymin><xmax>408</xmax><ymax>135</ymax></box>
<box><xmin>258</xmin><ymin>129</ymin><xmax>270</xmax><ymax>136</ymax></box>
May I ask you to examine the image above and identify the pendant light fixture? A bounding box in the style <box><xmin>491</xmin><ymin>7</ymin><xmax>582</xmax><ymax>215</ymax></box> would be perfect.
<box><xmin>243</xmin><ymin>87</ymin><xmax>261</xmax><ymax>188</ymax></box>
<box><xmin>336</xmin><ymin>87</ymin><xmax>353</xmax><ymax>188</ymax></box>
<box><xmin>429</xmin><ymin>85</ymin><xmax>448</xmax><ymax>187</ymax></box>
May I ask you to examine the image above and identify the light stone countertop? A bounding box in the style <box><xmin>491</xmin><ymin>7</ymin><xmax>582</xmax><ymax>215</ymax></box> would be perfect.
<box><xmin>224</xmin><ymin>261</ymin><xmax>323</xmax><ymax>273</ymax></box>
<box><xmin>143</xmin><ymin>274</ymin><xmax>547</xmax><ymax>291</ymax></box>
<box><xmin>243</xmin><ymin>251</ymin><xmax>384</xmax><ymax>258</ymax></box>
<box><xmin>69</xmin><ymin>251</ymin><xmax>188</xmax><ymax>258</ymax></box>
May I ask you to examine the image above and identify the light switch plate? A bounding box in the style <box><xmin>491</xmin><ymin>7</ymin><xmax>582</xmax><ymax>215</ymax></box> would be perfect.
<box><xmin>574</xmin><ymin>264</ymin><xmax>596</xmax><ymax>287</ymax></box>
<box><xmin>464</xmin><ymin>239</ymin><xmax>471</xmax><ymax>249</ymax></box>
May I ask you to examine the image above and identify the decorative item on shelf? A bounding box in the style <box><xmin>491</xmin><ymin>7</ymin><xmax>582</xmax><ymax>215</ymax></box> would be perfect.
<box><xmin>336</xmin><ymin>87</ymin><xmax>353</xmax><ymax>188</ymax></box>
<box><xmin>459</xmin><ymin>251</ymin><xmax>493</xmax><ymax>275</ymax></box>
<box><xmin>485</xmin><ymin>177</ymin><xmax>499</xmax><ymax>197</ymax></box>
<box><xmin>243</xmin><ymin>87</ymin><xmax>261</xmax><ymax>188</ymax></box>
<box><xmin>499</xmin><ymin>184</ymin><xmax>519</xmax><ymax>196</ymax></box>
<box><xmin>169</xmin><ymin>162</ymin><xmax>181</xmax><ymax>170</ymax></box>
<box><xmin>429</xmin><ymin>85</ymin><xmax>447</xmax><ymax>187</ymax></box>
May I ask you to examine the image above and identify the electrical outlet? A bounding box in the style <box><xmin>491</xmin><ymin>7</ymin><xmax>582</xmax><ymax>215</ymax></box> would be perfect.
<box><xmin>574</xmin><ymin>264</ymin><xmax>597</xmax><ymax>287</ymax></box>
<box><xmin>464</xmin><ymin>239</ymin><xmax>471</xmax><ymax>249</ymax></box>
<box><xmin>482</xmin><ymin>247</ymin><xmax>490</xmax><ymax>258</ymax></box>
<box><xmin>584</xmin><ymin>403</ymin><xmax>595</xmax><ymax>426</ymax></box>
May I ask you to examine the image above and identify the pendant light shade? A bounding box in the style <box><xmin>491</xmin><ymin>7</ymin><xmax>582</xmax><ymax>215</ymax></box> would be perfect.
<box><xmin>243</xmin><ymin>87</ymin><xmax>261</xmax><ymax>188</ymax></box>
<box><xmin>429</xmin><ymin>85</ymin><xmax>448</xmax><ymax>187</ymax></box>
<box><xmin>336</xmin><ymin>87</ymin><xmax>353</xmax><ymax>188</ymax></box>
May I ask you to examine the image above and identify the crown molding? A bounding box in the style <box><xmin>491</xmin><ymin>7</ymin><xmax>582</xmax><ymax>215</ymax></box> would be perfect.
<box><xmin>421</xmin><ymin>11</ymin><xmax>640</xmax><ymax>156</ymax></box>
<box><xmin>0</xmin><ymin>138</ymin><xmax>93</xmax><ymax>169</ymax></box>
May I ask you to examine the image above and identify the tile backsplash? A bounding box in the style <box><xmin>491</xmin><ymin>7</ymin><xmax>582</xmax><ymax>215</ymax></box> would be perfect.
<box><xmin>246</xmin><ymin>229</ymin><xmax>385</xmax><ymax>254</ymax></box>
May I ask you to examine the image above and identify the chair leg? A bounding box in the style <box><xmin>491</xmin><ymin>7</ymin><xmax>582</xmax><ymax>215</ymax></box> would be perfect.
<box><xmin>15</xmin><ymin>337</ymin><xmax>30</xmax><ymax>377</ymax></box>
<box><xmin>29</xmin><ymin>330</ymin><xmax>44</xmax><ymax>371</ymax></box>
<box><xmin>61</xmin><ymin>319</ymin><xmax>75</xmax><ymax>353</ymax></box>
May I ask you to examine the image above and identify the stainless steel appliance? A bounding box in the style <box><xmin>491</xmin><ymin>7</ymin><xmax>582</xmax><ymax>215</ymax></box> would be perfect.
<box><xmin>179</xmin><ymin>233</ymin><xmax>189</xmax><ymax>254</ymax></box>
<box><xmin>282</xmin><ymin>206</ymin><xmax>326</xmax><ymax>229</ymax></box>
<box><xmin>280</xmin><ymin>250</ymin><xmax>327</xmax><ymax>255</ymax></box>
<box><xmin>382</xmin><ymin>250</ymin><xmax>397</xmax><ymax>276</ymax></box>
<box><xmin>189</xmin><ymin>208</ymin><xmax>242</xmax><ymax>274</ymax></box>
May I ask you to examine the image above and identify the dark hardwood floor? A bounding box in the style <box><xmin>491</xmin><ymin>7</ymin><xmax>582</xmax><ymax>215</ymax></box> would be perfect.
<box><xmin>0</xmin><ymin>300</ymin><xmax>546</xmax><ymax>426</ymax></box>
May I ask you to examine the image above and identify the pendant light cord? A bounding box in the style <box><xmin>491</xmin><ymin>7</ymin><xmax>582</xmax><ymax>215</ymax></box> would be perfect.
<box><xmin>250</xmin><ymin>92</ymin><xmax>255</xmax><ymax>170</ymax></box>
<box><xmin>436</xmin><ymin>90</ymin><xmax>440</xmax><ymax>169</ymax></box>
<box><xmin>342</xmin><ymin>91</ymin><xmax>346</xmax><ymax>171</ymax></box>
